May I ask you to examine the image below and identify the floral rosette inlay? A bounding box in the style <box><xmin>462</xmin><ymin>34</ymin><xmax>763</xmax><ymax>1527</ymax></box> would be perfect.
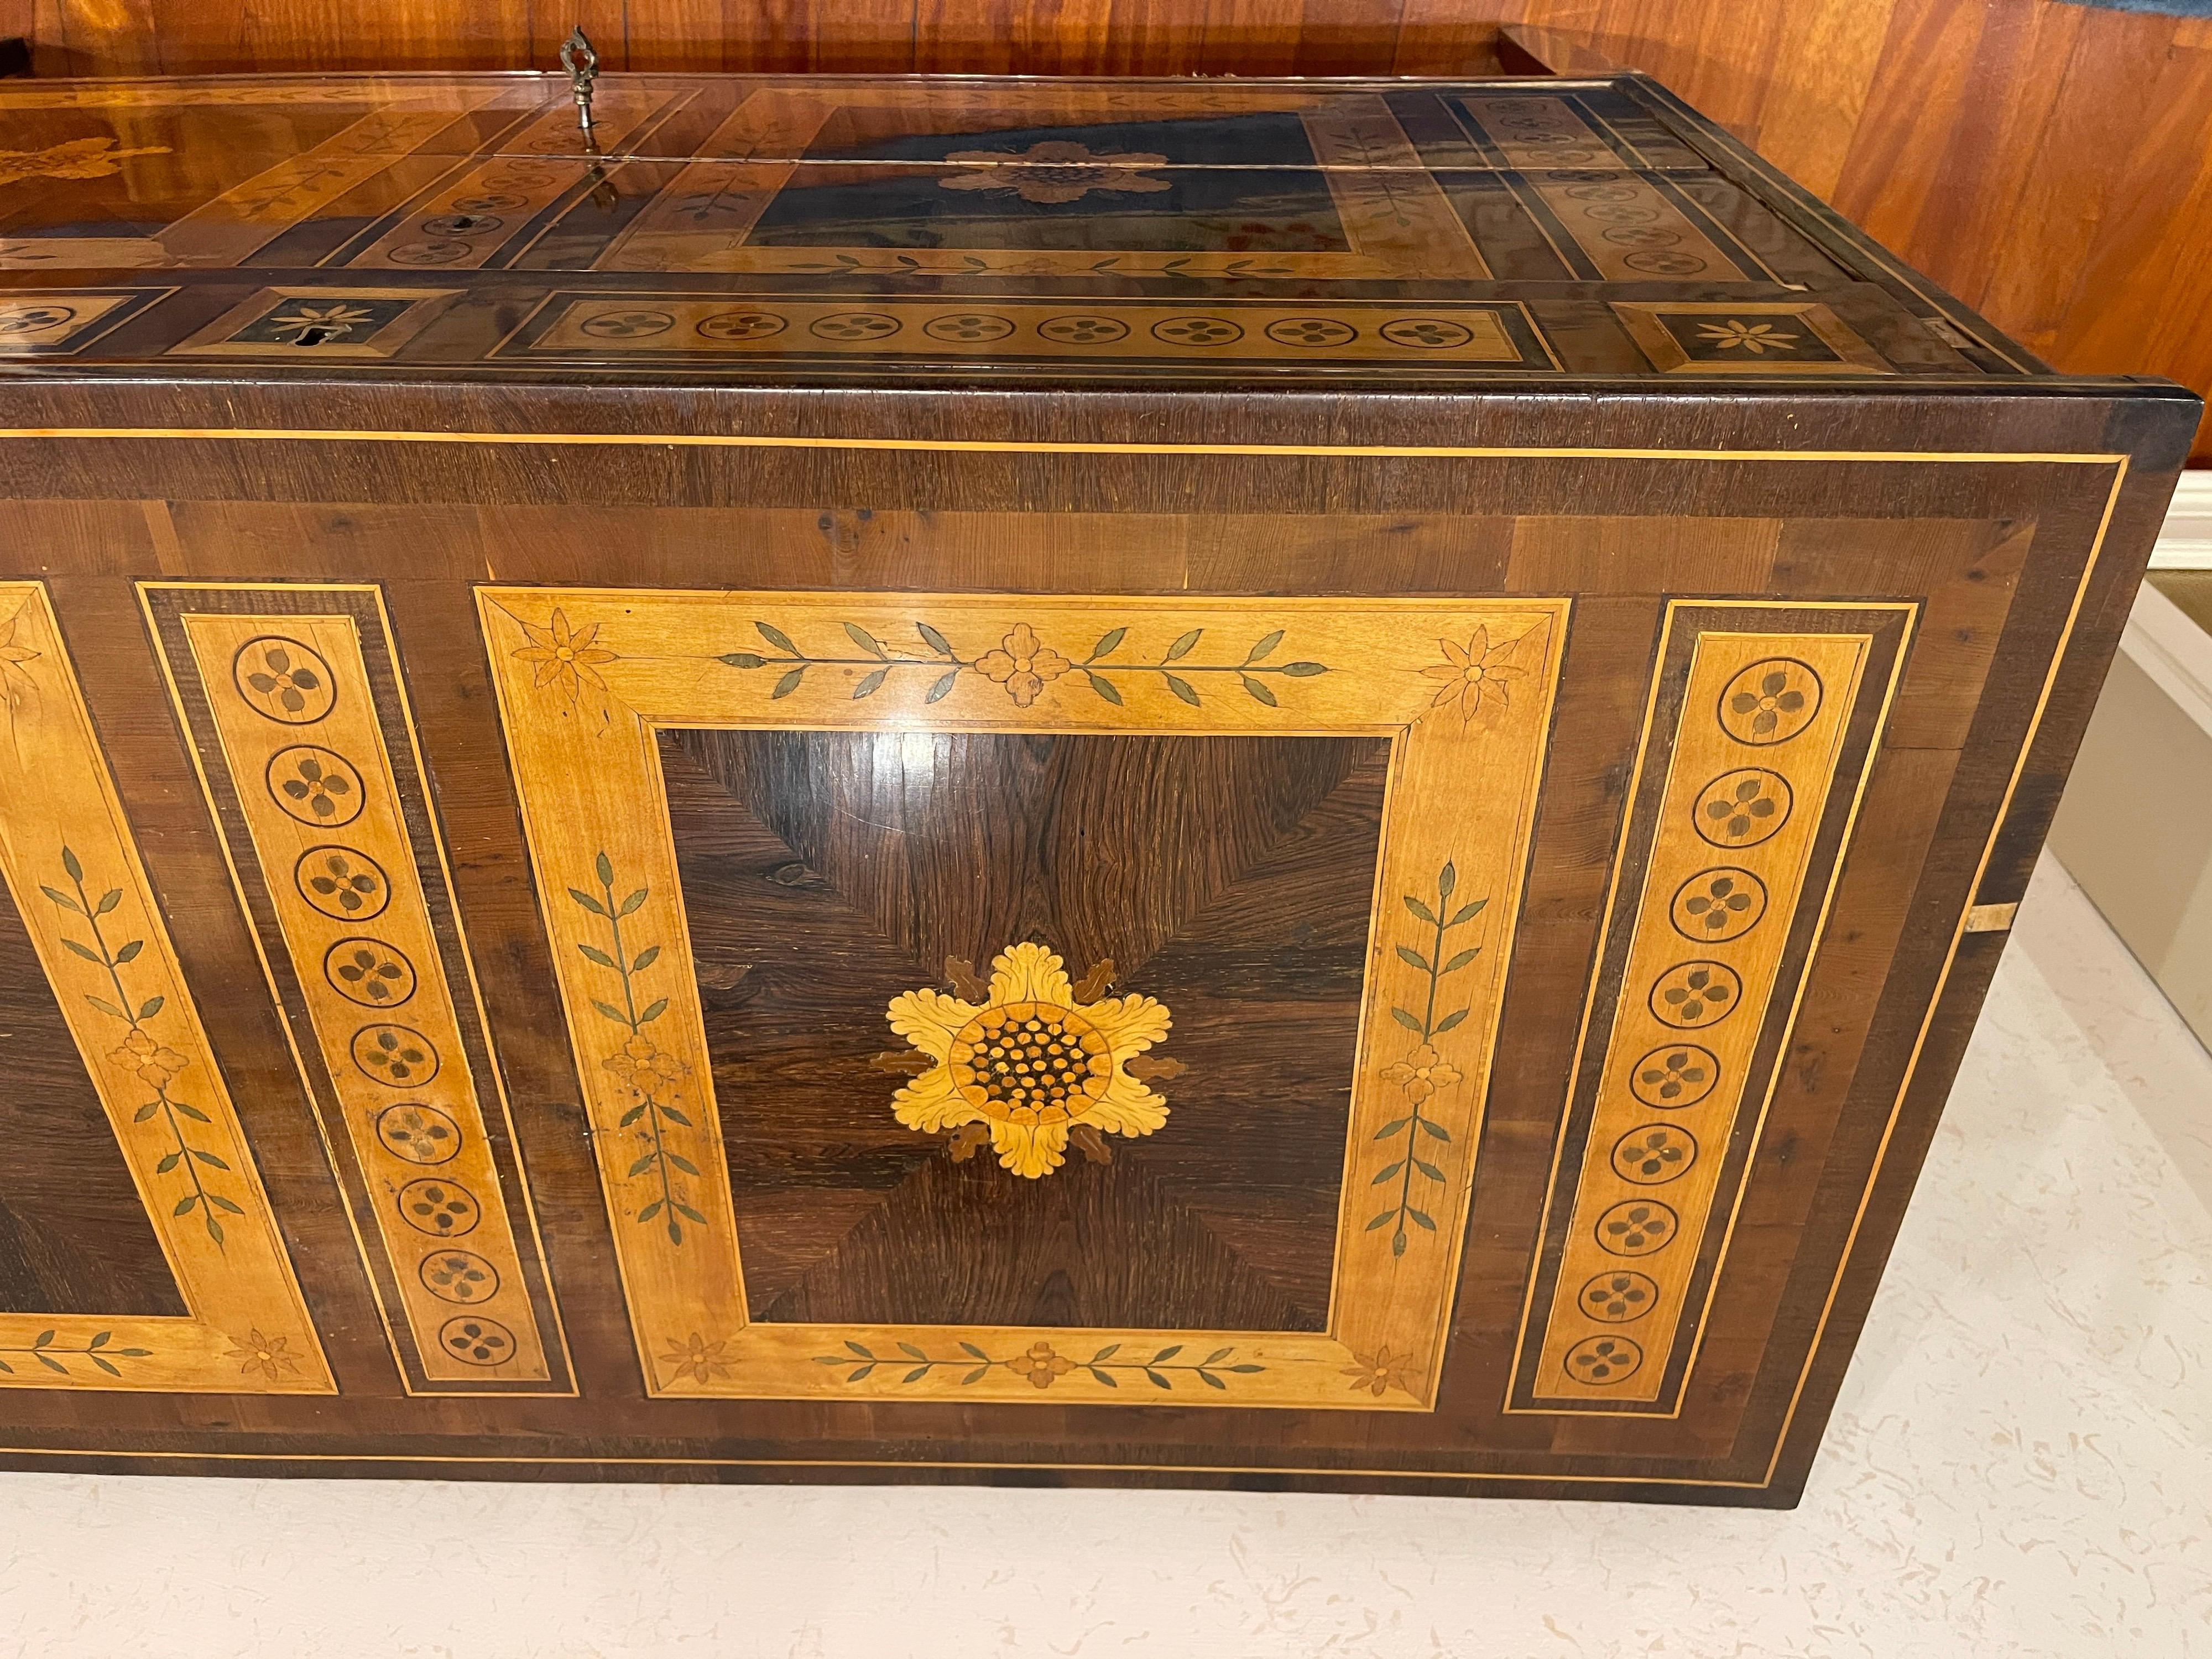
<box><xmin>973</xmin><ymin>623</ymin><xmax>1068</xmax><ymax>707</ymax></box>
<box><xmin>884</xmin><ymin>942</ymin><xmax>1173</xmax><ymax>1178</ymax></box>
<box><xmin>938</xmin><ymin>140</ymin><xmax>1172</xmax><ymax>205</ymax></box>
<box><xmin>514</xmin><ymin>608</ymin><xmax>617</xmax><ymax>702</ymax></box>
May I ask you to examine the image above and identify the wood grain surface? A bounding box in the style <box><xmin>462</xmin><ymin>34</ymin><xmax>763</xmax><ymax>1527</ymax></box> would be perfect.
<box><xmin>666</xmin><ymin>727</ymin><xmax>1385</xmax><ymax>1332</ymax></box>
<box><xmin>0</xmin><ymin>50</ymin><xmax>2193</xmax><ymax>1493</ymax></box>
<box><xmin>0</xmin><ymin>377</ymin><xmax>2180</xmax><ymax>1499</ymax></box>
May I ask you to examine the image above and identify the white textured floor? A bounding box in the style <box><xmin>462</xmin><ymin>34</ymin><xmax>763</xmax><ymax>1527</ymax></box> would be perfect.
<box><xmin>4</xmin><ymin>854</ymin><xmax>2210</xmax><ymax>1657</ymax></box>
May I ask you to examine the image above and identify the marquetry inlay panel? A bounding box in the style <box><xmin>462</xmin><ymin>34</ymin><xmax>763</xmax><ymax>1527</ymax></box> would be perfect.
<box><xmin>0</xmin><ymin>582</ymin><xmax>330</xmax><ymax>1393</ymax></box>
<box><xmin>167</xmin><ymin>287</ymin><xmax>465</xmax><ymax>359</ymax></box>
<box><xmin>1514</xmin><ymin>607</ymin><xmax>1910</xmax><ymax>1410</ymax></box>
<box><xmin>506</xmin><ymin>295</ymin><xmax>1554</xmax><ymax>369</ymax></box>
<box><xmin>1456</xmin><ymin>95</ymin><xmax>1635</xmax><ymax>171</ymax></box>
<box><xmin>0</xmin><ymin>85</ymin><xmax>524</xmax><ymax>271</ymax></box>
<box><xmin>144</xmin><ymin>587</ymin><xmax>571</xmax><ymax>1394</ymax></box>
<box><xmin>0</xmin><ymin>72</ymin><xmax>2005</xmax><ymax>382</ymax></box>
<box><xmin>1612</xmin><ymin>302</ymin><xmax>1893</xmax><ymax>375</ymax></box>
<box><xmin>482</xmin><ymin>589</ymin><xmax>1569</xmax><ymax>1407</ymax></box>
<box><xmin>0</xmin><ymin>288</ymin><xmax>169</xmax><ymax>355</ymax></box>
<box><xmin>589</xmin><ymin>84</ymin><xmax>1491</xmax><ymax>283</ymax></box>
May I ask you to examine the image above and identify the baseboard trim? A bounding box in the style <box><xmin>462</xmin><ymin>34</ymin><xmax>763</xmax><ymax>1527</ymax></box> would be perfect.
<box><xmin>2148</xmin><ymin>470</ymin><xmax>2212</xmax><ymax>570</ymax></box>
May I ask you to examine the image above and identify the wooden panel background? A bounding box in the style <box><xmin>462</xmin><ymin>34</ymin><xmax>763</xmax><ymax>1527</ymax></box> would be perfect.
<box><xmin>7</xmin><ymin>0</ymin><xmax>2205</xmax><ymax>458</ymax></box>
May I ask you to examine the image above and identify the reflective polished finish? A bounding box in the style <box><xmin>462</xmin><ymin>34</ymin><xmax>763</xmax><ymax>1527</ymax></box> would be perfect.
<box><xmin>0</xmin><ymin>65</ymin><xmax>2195</xmax><ymax>1504</ymax></box>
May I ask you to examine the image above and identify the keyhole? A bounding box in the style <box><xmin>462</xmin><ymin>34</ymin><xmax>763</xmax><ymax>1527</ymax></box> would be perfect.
<box><xmin>291</xmin><ymin>326</ymin><xmax>336</xmax><ymax>347</ymax></box>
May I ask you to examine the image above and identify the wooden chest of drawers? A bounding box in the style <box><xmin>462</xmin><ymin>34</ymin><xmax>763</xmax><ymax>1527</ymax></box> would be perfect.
<box><xmin>0</xmin><ymin>64</ymin><xmax>2194</xmax><ymax>1503</ymax></box>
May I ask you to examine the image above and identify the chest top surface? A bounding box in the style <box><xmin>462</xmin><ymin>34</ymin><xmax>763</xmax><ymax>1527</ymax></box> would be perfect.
<box><xmin>0</xmin><ymin>70</ymin><xmax>2094</xmax><ymax>386</ymax></box>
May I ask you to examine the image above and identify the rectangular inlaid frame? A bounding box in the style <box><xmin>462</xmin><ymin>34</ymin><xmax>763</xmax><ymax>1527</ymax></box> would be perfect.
<box><xmin>588</xmin><ymin>82</ymin><xmax>1495</xmax><ymax>283</ymax></box>
<box><xmin>481</xmin><ymin>589</ymin><xmax>1570</xmax><ymax>1408</ymax></box>
<box><xmin>0</xmin><ymin>582</ymin><xmax>331</xmax><ymax>1394</ymax></box>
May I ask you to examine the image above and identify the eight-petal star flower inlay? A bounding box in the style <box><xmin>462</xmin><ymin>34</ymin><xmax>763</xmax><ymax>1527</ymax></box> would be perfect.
<box><xmin>264</xmin><ymin>302</ymin><xmax>379</xmax><ymax>345</ymax></box>
<box><xmin>661</xmin><ymin>1332</ymin><xmax>735</xmax><ymax>1384</ymax></box>
<box><xmin>1695</xmin><ymin>319</ymin><xmax>1799</xmax><ymax>354</ymax></box>
<box><xmin>1421</xmin><ymin>626</ymin><xmax>1528</xmax><ymax>720</ymax></box>
<box><xmin>884</xmin><ymin>942</ymin><xmax>1173</xmax><ymax>1178</ymax></box>
<box><xmin>1340</xmin><ymin>1345</ymin><xmax>1417</xmax><ymax>1398</ymax></box>
<box><xmin>513</xmin><ymin>608</ymin><xmax>618</xmax><ymax>702</ymax></box>
<box><xmin>224</xmin><ymin>1327</ymin><xmax>299</xmax><ymax>1382</ymax></box>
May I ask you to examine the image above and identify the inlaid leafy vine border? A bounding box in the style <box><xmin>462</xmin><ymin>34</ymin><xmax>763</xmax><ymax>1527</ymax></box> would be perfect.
<box><xmin>717</xmin><ymin>619</ymin><xmax>1318</xmax><ymax>708</ymax></box>
<box><xmin>781</xmin><ymin>253</ymin><xmax>1297</xmax><ymax>278</ymax></box>
<box><xmin>42</xmin><ymin>844</ymin><xmax>245</xmax><ymax>1248</ymax></box>
<box><xmin>0</xmin><ymin>1329</ymin><xmax>149</xmax><ymax>1378</ymax></box>
<box><xmin>1366</xmin><ymin>860</ymin><xmax>1487</xmax><ymax>1258</ymax></box>
<box><xmin>567</xmin><ymin>851</ymin><xmax>709</xmax><ymax>1246</ymax></box>
<box><xmin>717</xmin><ymin>620</ymin><xmax>1327</xmax><ymax>709</ymax></box>
<box><xmin>500</xmin><ymin>602</ymin><xmax>1330</xmax><ymax>713</ymax></box>
<box><xmin>813</xmin><ymin>1337</ymin><xmax>1265</xmax><ymax>1392</ymax></box>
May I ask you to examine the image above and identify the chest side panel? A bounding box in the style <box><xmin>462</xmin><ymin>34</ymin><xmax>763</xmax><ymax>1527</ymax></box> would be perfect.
<box><xmin>0</xmin><ymin>415</ymin><xmax>2163</xmax><ymax>1499</ymax></box>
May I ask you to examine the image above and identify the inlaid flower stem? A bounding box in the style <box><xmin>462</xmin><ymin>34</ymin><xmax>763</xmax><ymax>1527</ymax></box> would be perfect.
<box><xmin>568</xmin><ymin>852</ymin><xmax>705</xmax><ymax>1245</ymax></box>
<box><xmin>716</xmin><ymin>619</ymin><xmax>965</xmax><ymax>702</ymax></box>
<box><xmin>1074</xmin><ymin>625</ymin><xmax>1326</xmax><ymax>709</ymax></box>
<box><xmin>1368</xmin><ymin>861</ymin><xmax>1488</xmax><ymax>1258</ymax></box>
<box><xmin>44</xmin><ymin>845</ymin><xmax>241</xmax><ymax>1248</ymax></box>
<box><xmin>599</xmin><ymin>867</ymin><xmax>672</xmax><ymax>1234</ymax></box>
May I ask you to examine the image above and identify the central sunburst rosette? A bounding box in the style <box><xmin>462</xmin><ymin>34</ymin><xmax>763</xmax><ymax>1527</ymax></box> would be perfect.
<box><xmin>884</xmin><ymin>942</ymin><xmax>1172</xmax><ymax>1177</ymax></box>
